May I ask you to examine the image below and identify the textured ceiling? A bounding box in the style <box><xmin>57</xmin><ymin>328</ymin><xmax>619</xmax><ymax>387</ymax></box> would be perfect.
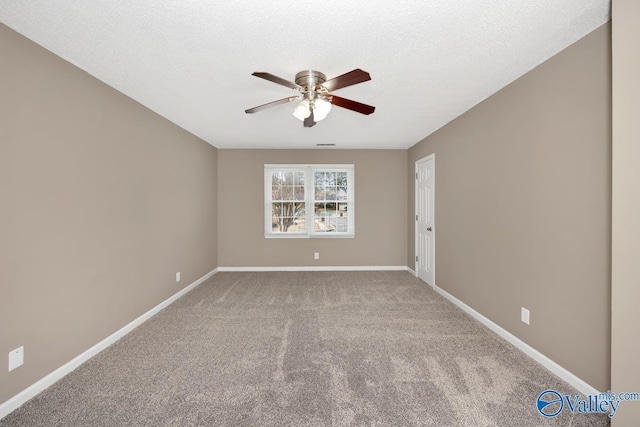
<box><xmin>0</xmin><ymin>1</ymin><xmax>610</xmax><ymax>149</ymax></box>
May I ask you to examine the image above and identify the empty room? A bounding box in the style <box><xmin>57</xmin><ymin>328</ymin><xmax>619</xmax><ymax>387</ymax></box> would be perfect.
<box><xmin>1</xmin><ymin>1</ymin><xmax>639</xmax><ymax>426</ymax></box>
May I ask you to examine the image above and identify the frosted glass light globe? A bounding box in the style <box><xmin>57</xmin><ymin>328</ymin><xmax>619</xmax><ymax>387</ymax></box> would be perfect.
<box><xmin>313</xmin><ymin>98</ymin><xmax>332</xmax><ymax>121</ymax></box>
<box><xmin>293</xmin><ymin>100</ymin><xmax>311</xmax><ymax>120</ymax></box>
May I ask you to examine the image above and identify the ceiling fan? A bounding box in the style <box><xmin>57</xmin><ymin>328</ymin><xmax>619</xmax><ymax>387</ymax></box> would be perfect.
<box><xmin>245</xmin><ymin>69</ymin><xmax>375</xmax><ymax>127</ymax></box>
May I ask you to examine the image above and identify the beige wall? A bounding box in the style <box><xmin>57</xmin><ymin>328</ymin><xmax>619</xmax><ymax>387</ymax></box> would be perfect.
<box><xmin>0</xmin><ymin>24</ymin><xmax>218</xmax><ymax>405</ymax></box>
<box><xmin>408</xmin><ymin>24</ymin><xmax>611</xmax><ymax>391</ymax></box>
<box><xmin>218</xmin><ymin>150</ymin><xmax>407</xmax><ymax>267</ymax></box>
<box><xmin>611</xmin><ymin>1</ymin><xmax>640</xmax><ymax>425</ymax></box>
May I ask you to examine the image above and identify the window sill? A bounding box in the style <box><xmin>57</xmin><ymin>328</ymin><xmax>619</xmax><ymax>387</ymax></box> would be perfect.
<box><xmin>264</xmin><ymin>233</ymin><xmax>355</xmax><ymax>239</ymax></box>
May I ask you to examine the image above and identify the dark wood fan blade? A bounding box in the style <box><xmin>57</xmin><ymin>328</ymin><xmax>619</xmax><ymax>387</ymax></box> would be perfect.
<box><xmin>330</xmin><ymin>95</ymin><xmax>375</xmax><ymax>115</ymax></box>
<box><xmin>322</xmin><ymin>69</ymin><xmax>371</xmax><ymax>92</ymax></box>
<box><xmin>252</xmin><ymin>72</ymin><xmax>302</xmax><ymax>91</ymax></box>
<box><xmin>245</xmin><ymin>96</ymin><xmax>298</xmax><ymax>114</ymax></box>
<box><xmin>304</xmin><ymin>110</ymin><xmax>316</xmax><ymax>127</ymax></box>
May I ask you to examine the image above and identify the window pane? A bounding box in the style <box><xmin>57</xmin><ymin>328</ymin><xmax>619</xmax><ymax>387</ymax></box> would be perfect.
<box><xmin>272</xmin><ymin>202</ymin><xmax>283</xmax><ymax>218</ymax></box>
<box><xmin>280</xmin><ymin>217</ymin><xmax>296</xmax><ymax>232</ymax></box>
<box><xmin>271</xmin><ymin>186</ymin><xmax>281</xmax><ymax>200</ymax></box>
<box><xmin>314</xmin><ymin>217</ymin><xmax>335</xmax><ymax>232</ymax></box>
<box><xmin>325</xmin><ymin>188</ymin><xmax>336</xmax><ymax>200</ymax></box>
<box><xmin>337</xmin><ymin>172</ymin><xmax>347</xmax><ymax>186</ymax></box>
<box><xmin>287</xmin><ymin>217</ymin><xmax>305</xmax><ymax>232</ymax></box>
<box><xmin>294</xmin><ymin>185</ymin><xmax>304</xmax><ymax>200</ymax></box>
<box><xmin>336</xmin><ymin>213</ymin><xmax>348</xmax><ymax>232</ymax></box>
<box><xmin>281</xmin><ymin>185</ymin><xmax>293</xmax><ymax>200</ymax></box>
<box><xmin>325</xmin><ymin>172</ymin><xmax>336</xmax><ymax>186</ymax></box>
<box><xmin>314</xmin><ymin>202</ymin><xmax>326</xmax><ymax>217</ymax></box>
<box><xmin>271</xmin><ymin>202</ymin><xmax>281</xmax><ymax>231</ymax></box>
<box><xmin>294</xmin><ymin>172</ymin><xmax>305</xmax><ymax>185</ymax></box>
<box><xmin>314</xmin><ymin>187</ymin><xmax>325</xmax><ymax>200</ymax></box>
<box><xmin>337</xmin><ymin>187</ymin><xmax>348</xmax><ymax>201</ymax></box>
<box><xmin>272</xmin><ymin>172</ymin><xmax>283</xmax><ymax>186</ymax></box>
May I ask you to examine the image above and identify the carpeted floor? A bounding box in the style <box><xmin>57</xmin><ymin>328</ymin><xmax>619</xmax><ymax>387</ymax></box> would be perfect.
<box><xmin>1</xmin><ymin>271</ymin><xmax>608</xmax><ymax>426</ymax></box>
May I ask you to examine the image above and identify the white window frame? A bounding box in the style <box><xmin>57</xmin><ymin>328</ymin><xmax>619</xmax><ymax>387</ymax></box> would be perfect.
<box><xmin>264</xmin><ymin>164</ymin><xmax>355</xmax><ymax>238</ymax></box>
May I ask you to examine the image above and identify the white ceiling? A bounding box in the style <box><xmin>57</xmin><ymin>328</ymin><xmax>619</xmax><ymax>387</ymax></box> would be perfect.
<box><xmin>0</xmin><ymin>1</ymin><xmax>610</xmax><ymax>149</ymax></box>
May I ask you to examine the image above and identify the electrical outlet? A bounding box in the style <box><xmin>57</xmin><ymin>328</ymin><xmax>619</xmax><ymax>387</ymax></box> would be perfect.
<box><xmin>521</xmin><ymin>307</ymin><xmax>530</xmax><ymax>325</ymax></box>
<box><xmin>314</xmin><ymin>252</ymin><xmax>320</xmax><ymax>260</ymax></box>
<box><xmin>176</xmin><ymin>272</ymin><xmax>181</xmax><ymax>282</ymax></box>
<box><xmin>9</xmin><ymin>346</ymin><xmax>24</xmax><ymax>372</ymax></box>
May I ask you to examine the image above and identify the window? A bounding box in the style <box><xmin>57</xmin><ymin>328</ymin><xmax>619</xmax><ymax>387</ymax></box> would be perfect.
<box><xmin>265</xmin><ymin>164</ymin><xmax>354</xmax><ymax>238</ymax></box>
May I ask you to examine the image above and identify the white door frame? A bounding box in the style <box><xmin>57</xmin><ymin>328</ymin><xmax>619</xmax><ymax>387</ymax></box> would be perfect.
<box><xmin>415</xmin><ymin>154</ymin><xmax>435</xmax><ymax>287</ymax></box>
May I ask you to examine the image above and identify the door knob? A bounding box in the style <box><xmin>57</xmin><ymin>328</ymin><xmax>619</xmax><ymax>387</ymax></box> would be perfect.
<box><xmin>427</xmin><ymin>227</ymin><xmax>432</xmax><ymax>231</ymax></box>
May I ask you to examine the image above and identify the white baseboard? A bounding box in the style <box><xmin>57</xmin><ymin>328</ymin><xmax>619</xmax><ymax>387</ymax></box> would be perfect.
<box><xmin>432</xmin><ymin>284</ymin><xmax>600</xmax><ymax>397</ymax></box>
<box><xmin>0</xmin><ymin>268</ymin><xmax>218</xmax><ymax>420</ymax></box>
<box><xmin>218</xmin><ymin>266</ymin><xmax>410</xmax><ymax>272</ymax></box>
<box><xmin>406</xmin><ymin>267</ymin><xmax>417</xmax><ymax>276</ymax></box>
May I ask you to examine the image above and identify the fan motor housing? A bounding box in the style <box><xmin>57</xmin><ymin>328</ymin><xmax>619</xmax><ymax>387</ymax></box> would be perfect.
<box><xmin>295</xmin><ymin>70</ymin><xmax>327</xmax><ymax>90</ymax></box>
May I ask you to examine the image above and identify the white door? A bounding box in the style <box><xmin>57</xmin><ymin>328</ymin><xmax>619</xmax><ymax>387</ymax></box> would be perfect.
<box><xmin>416</xmin><ymin>156</ymin><xmax>435</xmax><ymax>286</ymax></box>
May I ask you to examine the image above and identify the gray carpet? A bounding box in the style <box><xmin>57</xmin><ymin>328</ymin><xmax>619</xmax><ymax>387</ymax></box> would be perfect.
<box><xmin>1</xmin><ymin>271</ymin><xmax>608</xmax><ymax>426</ymax></box>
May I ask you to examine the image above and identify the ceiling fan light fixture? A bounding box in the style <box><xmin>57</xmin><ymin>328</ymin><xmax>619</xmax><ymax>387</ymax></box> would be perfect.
<box><xmin>246</xmin><ymin>68</ymin><xmax>374</xmax><ymax>127</ymax></box>
<box><xmin>292</xmin><ymin>99</ymin><xmax>311</xmax><ymax>121</ymax></box>
<box><xmin>313</xmin><ymin>98</ymin><xmax>332</xmax><ymax>121</ymax></box>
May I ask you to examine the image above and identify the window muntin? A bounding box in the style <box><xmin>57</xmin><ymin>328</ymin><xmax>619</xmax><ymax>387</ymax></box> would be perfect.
<box><xmin>265</xmin><ymin>165</ymin><xmax>354</xmax><ymax>238</ymax></box>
